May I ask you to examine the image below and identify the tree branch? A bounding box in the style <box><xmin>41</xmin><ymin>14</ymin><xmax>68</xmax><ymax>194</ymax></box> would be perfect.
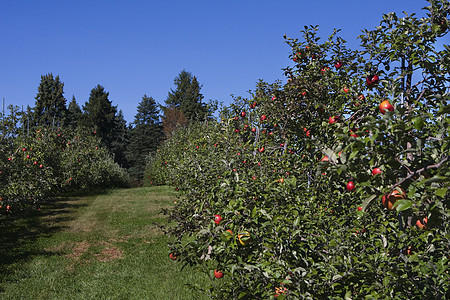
<box><xmin>392</xmin><ymin>156</ymin><xmax>448</xmax><ymax>189</ymax></box>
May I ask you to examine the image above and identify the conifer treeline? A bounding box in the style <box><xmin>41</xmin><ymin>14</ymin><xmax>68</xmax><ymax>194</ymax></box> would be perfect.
<box><xmin>13</xmin><ymin>69</ymin><xmax>216</xmax><ymax>184</ymax></box>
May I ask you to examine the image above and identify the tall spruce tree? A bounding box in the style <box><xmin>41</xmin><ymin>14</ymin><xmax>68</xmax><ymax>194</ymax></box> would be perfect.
<box><xmin>82</xmin><ymin>84</ymin><xmax>118</xmax><ymax>151</ymax></box>
<box><xmin>66</xmin><ymin>96</ymin><xmax>83</xmax><ymax>130</ymax></box>
<box><xmin>164</xmin><ymin>70</ymin><xmax>208</xmax><ymax>122</ymax></box>
<box><xmin>34</xmin><ymin>73</ymin><xmax>67</xmax><ymax>128</ymax></box>
<box><xmin>128</xmin><ymin>95</ymin><xmax>163</xmax><ymax>182</ymax></box>
<box><xmin>111</xmin><ymin>110</ymin><xmax>130</xmax><ymax>168</ymax></box>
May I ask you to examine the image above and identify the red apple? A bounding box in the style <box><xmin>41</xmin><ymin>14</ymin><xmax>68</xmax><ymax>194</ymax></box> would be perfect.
<box><xmin>214</xmin><ymin>214</ymin><xmax>222</xmax><ymax>225</ymax></box>
<box><xmin>416</xmin><ymin>217</ymin><xmax>428</xmax><ymax>230</ymax></box>
<box><xmin>321</xmin><ymin>67</ymin><xmax>330</xmax><ymax>74</ymax></box>
<box><xmin>366</xmin><ymin>74</ymin><xmax>380</xmax><ymax>87</ymax></box>
<box><xmin>379</xmin><ymin>100</ymin><xmax>394</xmax><ymax>114</ymax></box>
<box><xmin>347</xmin><ymin>181</ymin><xmax>355</xmax><ymax>191</ymax></box>
<box><xmin>306</xmin><ymin>130</ymin><xmax>311</xmax><ymax>138</ymax></box>
<box><xmin>241</xmin><ymin>111</ymin><xmax>246</xmax><ymax>117</ymax></box>
<box><xmin>372</xmin><ymin>168</ymin><xmax>382</xmax><ymax>176</ymax></box>
<box><xmin>260</xmin><ymin>115</ymin><xmax>267</xmax><ymax>121</ymax></box>
<box><xmin>329</xmin><ymin>116</ymin><xmax>339</xmax><ymax>124</ymax></box>
<box><xmin>334</xmin><ymin>61</ymin><xmax>343</xmax><ymax>69</ymax></box>
<box><xmin>214</xmin><ymin>269</ymin><xmax>224</xmax><ymax>279</ymax></box>
<box><xmin>357</xmin><ymin>206</ymin><xmax>363</xmax><ymax>211</ymax></box>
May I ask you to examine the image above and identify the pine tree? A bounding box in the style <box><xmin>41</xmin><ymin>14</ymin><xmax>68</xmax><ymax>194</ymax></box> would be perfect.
<box><xmin>34</xmin><ymin>73</ymin><xmax>67</xmax><ymax>128</ymax></box>
<box><xmin>111</xmin><ymin>110</ymin><xmax>130</xmax><ymax>168</ymax></box>
<box><xmin>82</xmin><ymin>84</ymin><xmax>118</xmax><ymax>151</ymax></box>
<box><xmin>164</xmin><ymin>70</ymin><xmax>208</xmax><ymax>123</ymax></box>
<box><xmin>128</xmin><ymin>95</ymin><xmax>163</xmax><ymax>183</ymax></box>
<box><xmin>67</xmin><ymin>96</ymin><xmax>83</xmax><ymax>130</ymax></box>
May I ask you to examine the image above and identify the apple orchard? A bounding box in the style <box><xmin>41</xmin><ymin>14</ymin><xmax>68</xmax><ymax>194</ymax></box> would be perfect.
<box><xmin>146</xmin><ymin>1</ymin><xmax>449</xmax><ymax>299</ymax></box>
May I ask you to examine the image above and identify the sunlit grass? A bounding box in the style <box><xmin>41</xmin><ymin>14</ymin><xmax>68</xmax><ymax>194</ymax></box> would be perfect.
<box><xmin>0</xmin><ymin>186</ymin><xmax>208</xmax><ymax>299</ymax></box>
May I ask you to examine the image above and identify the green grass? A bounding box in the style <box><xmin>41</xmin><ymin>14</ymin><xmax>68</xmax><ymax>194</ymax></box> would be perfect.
<box><xmin>0</xmin><ymin>186</ymin><xmax>208</xmax><ymax>300</ymax></box>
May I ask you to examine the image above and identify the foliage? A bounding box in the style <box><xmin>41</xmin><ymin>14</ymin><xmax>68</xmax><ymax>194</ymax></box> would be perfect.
<box><xmin>147</xmin><ymin>1</ymin><xmax>449</xmax><ymax>298</ymax></box>
<box><xmin>33</xmin><ymin>73</ymin><xmax>67</xmax><ymax>128</ymax></box>
<box><xmin>164</xmin><ymin>70</ymin><xmax>209</xmax><ymax>123</ymax></box>
<box><xmin>161</xmin><ymin>106</ymin><xmax>188</xmax><ymax>138</ymax></box>
<box><xmin>82</xmin><ymin>84</ymin><xmax>129</xmax><ymax>167</ymax></box>
<box><xmin>66</xmin><ymin>96</ymin><xmax>83</xmax><ymax>130</ymax></box>
<box><xmin>0</xmin><ymin>105</ymin><xmax>129</xmax><ymax>214</ymax></box>
<box><xmin>127</xmin><ymin>94</ymin><xmax>163</xmax><ymax>183</ymax></box>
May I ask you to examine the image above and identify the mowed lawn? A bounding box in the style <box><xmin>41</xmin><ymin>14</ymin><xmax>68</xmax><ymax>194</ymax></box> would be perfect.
<box><xmin>0</xmin><ymin>186</ymin><xmax>208</xmax><ymax>300</ymax></box>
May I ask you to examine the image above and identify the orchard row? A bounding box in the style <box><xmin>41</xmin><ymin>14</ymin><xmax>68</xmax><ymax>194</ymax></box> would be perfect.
<box><xmin>0</xmin><ymin>122</ymin><xmax>129</xmax><ymax>214</ymax></box>
<box><xmin>146</xmin><ymin>2</ymin><xmax>448</xmax><ymax>299</ymax></box>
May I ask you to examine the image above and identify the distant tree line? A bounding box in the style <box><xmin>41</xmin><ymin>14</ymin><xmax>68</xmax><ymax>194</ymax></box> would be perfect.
<box><xmin>21</xmin><ymin>69</ymin><xmax>216</xmax><ymax>185</ymax></box>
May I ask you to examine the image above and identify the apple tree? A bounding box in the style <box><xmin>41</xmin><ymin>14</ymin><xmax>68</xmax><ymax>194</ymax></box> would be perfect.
<box><xmin>149</xmin><ymin>1</ymin><xmax>448</xmax><ymax>298</ymax></box>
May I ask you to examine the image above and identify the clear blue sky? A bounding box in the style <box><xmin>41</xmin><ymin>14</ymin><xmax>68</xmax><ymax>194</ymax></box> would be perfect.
<box><xmin>0</xmin><ymin>0</ymin><xmax>430</xmax><ymax>123</ymax></box>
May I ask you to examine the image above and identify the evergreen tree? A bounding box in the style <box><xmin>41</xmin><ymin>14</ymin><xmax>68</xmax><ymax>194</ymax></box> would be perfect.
<box><xmin>111</xmin><ymin>110</ymin><xmax>130</xmax><ymax>168</ymax></box>
<box><xmin>67</xmin><ymin>96</ymin><xmax>83</xmax><ymax>130</ymax></box>
<box><xmin>164</xmin><ymin>70</ymin><xmax>208</xmax><ymax>122</ymax></box>
<box><xmin>34</xmin><ymin>73</ymin><xmax>67</xmax><ymax>127</ymax></box>
<box><xmin>128</xmin><ymin>95</ymin><xmax>163</xmax><ymax>183</ymax></box>
<box><xmin>82</xmin><ymin>84</ymin><xmax>118</xmax><ymax>151</ymax></box>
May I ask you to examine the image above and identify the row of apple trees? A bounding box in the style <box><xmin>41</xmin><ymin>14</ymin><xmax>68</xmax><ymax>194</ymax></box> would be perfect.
<box><xmin>0</xmin><ymin>105</ymin><xmax>129</xmax><ymax>215</ymax></box>
<box><xmin>146</xmin><ymin>1</ymin><xmax>449</xmax><ymax>298</ymax></box>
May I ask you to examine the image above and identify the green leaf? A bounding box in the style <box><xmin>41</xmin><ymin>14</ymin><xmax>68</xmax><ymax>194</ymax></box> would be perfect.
<box><xmin>333</xmin><ymin>274</ymin><xmax>342</xmax><ymax>281</ymax></box>
<box><xmin>394</xmin><ymin>199</ymin><xmax>413</xmax><ymax>212</ymax></box>
<box><xmin>349</xmin><ymin>150</ymin><xmax>358</xmax><ymax>161</ymax></box>
<box><xmin>412</xmin><ymin>117</ymin><xmax>424</xmax><ymax>130</ymax></box>
<box><xmin>252</xmin><ymin>206</ymin><xmax>257</xmax><ymax>218</ymax></box>
<box><xmin>361</xmin><ymin>194</ymin><xmax>377</xmax><ymax>211</ymax></box>
<box><xmin>435</xmin><ymin>187</ymin><xmax>448</xmax><ymax>198</ymax></box>
<box><xmin>420</xmin><ymin>175</ymin><xmax>448</xmax><ymax>185</ymax></box>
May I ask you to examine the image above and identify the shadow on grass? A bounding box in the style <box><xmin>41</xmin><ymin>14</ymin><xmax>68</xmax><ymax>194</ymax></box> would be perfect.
<box><xmin>0</xmin><ymin>197</ymin><xmax>88</xmax><ymax>292</ymax></box>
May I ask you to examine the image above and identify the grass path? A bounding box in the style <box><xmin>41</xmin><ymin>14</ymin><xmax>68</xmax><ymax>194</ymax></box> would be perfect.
<box><xmin>0</xmin><ymin>186</ymin><xmax>208</xmax><ymax>300</ymax></box>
